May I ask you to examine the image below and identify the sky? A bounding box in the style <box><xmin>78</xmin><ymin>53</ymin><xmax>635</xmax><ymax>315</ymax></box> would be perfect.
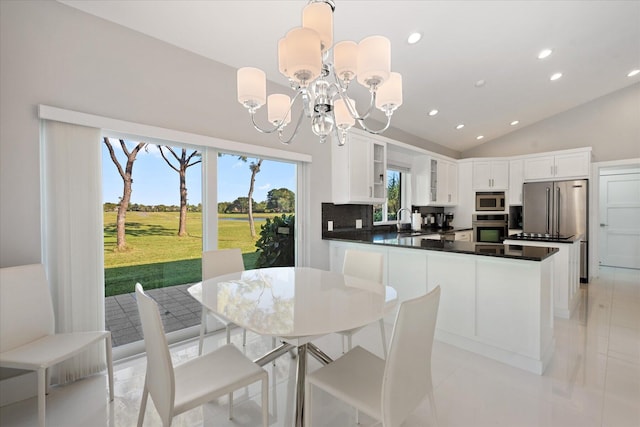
<box><xmin>102</xmin><ymin>140</ymin><xmax>296</xmax><ymax>206</ymax></box>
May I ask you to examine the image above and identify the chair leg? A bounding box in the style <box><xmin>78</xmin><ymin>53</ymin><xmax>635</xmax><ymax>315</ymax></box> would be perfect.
<box><xmin>37</xmin><ymin>368</ymin><xmax>46</xmax><ymax>427</ymax></box>
<box><xmin>378</xmin><ymin>318</ymin><xmax>388</xmax><ymax>358</ymax></box>
<box><xmin>106</xmin><ymin>334</ymin><xmax>114</xmax><ymax>401</ymax></box>
<box><xmin>198</xmin><ymin>308</ymin><xmax>207</xmax><ymax>355</ymax></box>
<box><xmin>242</xmin><ymin>328</ymin><xmax>247</xmax><ymax>346</ymax></box>
<box><xmin>347</xmin><ymin>334</ymin><xmax>353</xmax><ymax>352</ymax></box>
<box><xmin>226</xmin><ymin>324</ymin><xmax>232</xmax><ymax>344</ymax></box>
<box><xmin>261</xmin><ymin>375</ymin><xmax>269</xmax><ymax>427</ymax></box>
<box><xmin>428</xmin><ymin>391</ymin><xmax>439</xmax><ymax>427</ymax></box>
<box><xmin>304</xmin><ymin>379</ymin><xmax>311</xmax><ymax>427</ymax></box>
<box><xmin>228</xmin><ymin>391</ymin><xmax>233</xmax><ymax>420</ymax></box>
<box><xmin>137</xmin><ymin>385</ymin><xmax>149</xmax><ymax>427</ymax></box>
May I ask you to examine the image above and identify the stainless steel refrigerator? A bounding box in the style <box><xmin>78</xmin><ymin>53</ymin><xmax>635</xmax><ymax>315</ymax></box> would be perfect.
<box><xmin>523</xmin><ymin>179</ymin><xmax>588</xmax><ymax>282</ymax></box>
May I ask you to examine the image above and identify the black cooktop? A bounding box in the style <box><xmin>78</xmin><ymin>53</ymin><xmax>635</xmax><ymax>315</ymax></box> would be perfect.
<box><xmin>509</xmin><ymin>232</ymin><xmax>574</xmax><ymax>241</ymax></box>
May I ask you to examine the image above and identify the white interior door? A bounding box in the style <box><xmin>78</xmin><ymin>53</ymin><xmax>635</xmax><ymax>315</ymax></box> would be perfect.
<box><xmin>599</xmin><ymin>171</ymin><xmax>640</xmax><ymax>268</ymax></box>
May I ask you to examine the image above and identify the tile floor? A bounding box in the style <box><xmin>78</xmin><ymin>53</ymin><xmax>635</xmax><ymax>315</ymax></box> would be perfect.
<box><xmin>1</xmin><ymin>266</ymin><xmax>638</xmax><ymax>426</ymax></box>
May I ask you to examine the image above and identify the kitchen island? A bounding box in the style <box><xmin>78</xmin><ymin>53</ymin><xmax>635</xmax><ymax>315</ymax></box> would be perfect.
<box><xmin>323</xmin><ymin>231</ymin><xmax>557</xmax><ymax>375</ymax></box>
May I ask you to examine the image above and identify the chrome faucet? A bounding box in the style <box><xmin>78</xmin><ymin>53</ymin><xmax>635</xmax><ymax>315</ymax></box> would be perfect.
<box><xmin>396</xmin><ymin>207</ymin><xmax>411</xmax><ymax>231</ymax></box>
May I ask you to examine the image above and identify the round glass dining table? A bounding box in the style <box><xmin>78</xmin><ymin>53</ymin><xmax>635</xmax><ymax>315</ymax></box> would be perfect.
<box><xmin>188</xmin><ymin>266</ymin><xmax>397</xmax><ymax>427</ymax></box>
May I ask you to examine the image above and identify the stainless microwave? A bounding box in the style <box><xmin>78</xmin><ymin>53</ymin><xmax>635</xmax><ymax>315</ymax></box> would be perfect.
<box><xmin>475</xmin><ymin>192</ymin><xmax>505</xmax><ymax>211</ymax></box>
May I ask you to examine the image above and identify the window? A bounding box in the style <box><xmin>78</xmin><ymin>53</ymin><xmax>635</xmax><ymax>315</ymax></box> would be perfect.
<box><xmin>373</xmin><ymin>167</ymin><xmax>405</xmax><ymax>223</ymax></box>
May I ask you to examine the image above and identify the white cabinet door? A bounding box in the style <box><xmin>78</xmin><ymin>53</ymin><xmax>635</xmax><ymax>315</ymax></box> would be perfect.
<box><xmin>411</xmin><ymin>155</ymin><xmax>432</xmax><ymax>206</ymax></box>
<box><xmin>388</xmin><ymin>248</ymin><xmax>428</xmax><ymax>304</ymax></box>
<box><xmin>332</xmin><ymin>133</ymin><xmax>386</xmax><ymax>204</ymax></box>
<box><xmin>427</xmin><ymin>252</ymin><xmax>476</xmax><ymax>337</ymax></box>
<box><xmin>523</xmin><ymin>150</ymin><xmax>590</xmax><ymax>181</ymax></box>
<box><xmin>554</xmin><ymin>151</ymin><xmax>590</xmax><ymax>179</ymax></box>
<box><xmin>523</xmin><ymin>156</ymin><xmax>555</xmax><ymax>181</ymax></box>
<box><xmin>473</xmin><ymin>160</ymin><xmax>508</xmax><ymax>190</ymax></box>
<box><xmin>472</xmin><ymin>161</ymin><xmax>492</xmax><ymax>190</ymax></box>
<box><xmin>509</xmin><ymin>159</ymin><xmax>524</xmax><ymax>205</ymax></box>
<box><xmin>491</xmin><ymin>161</ymin><xmax>509</xmax><ymax>189</ymax></box>
<box><xmin>436</xmin><ymin>159</ymin><xmax>458</xmax><ymax>205</ymax></box>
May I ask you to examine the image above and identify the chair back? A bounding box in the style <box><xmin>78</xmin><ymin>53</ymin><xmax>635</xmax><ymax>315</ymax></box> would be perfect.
<box><xmin>382</xmin><ymin>286</ymin><xmax>441</xmax><ymax>427</ymax></box>
<box><xmin>342</xmin><ymin>249</ymin><xmax>384</xmax><ymax>284</ymax></box>
<box><xmin>202</xmin><ymin>248</ymin><xmax>245</xmax><ymax>280</ymax></box>
<box><xmin>135</xmin><ymin>283</ymin><xmax>175</xmax><ymax>424</ymax></box>
<box><xmin>0</xmin><ymin>264</ymin><xmax>55</xmax><ymax>353</ymax></box>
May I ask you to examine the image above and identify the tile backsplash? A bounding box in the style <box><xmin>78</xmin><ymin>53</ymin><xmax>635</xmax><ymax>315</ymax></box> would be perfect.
<box><xmin>321</xmin><ymin>203</ymin><xmax>373</xmax><ymax>232</ymax></box>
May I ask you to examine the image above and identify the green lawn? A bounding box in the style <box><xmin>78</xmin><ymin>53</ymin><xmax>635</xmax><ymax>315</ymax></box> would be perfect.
<box><xmin>104</xmin><ymin>212</ymin><xmax>273</xmax><ymax>296</ymax></box>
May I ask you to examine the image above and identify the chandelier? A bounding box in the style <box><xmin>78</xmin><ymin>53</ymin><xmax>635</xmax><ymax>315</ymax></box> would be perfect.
<box><xmin>236</xmin><ymin>0</ymin><xmax>403</xmax><ymax>146</ymax></box>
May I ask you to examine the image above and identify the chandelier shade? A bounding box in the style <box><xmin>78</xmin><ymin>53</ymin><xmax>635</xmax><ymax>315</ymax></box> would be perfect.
<box><xmin>237</xmin><ymin>0</ymin><xmax>402</xmax><ymax>145</ymax></box>
<box><xmin>237</xmin><ymin>67</ymin><xmax>266</xmax><ymax>110</ymax></box>
<box><xmin>333</xmin><ymin>40</ymin><xmax>358</xmax><ymax>82</ymax></box>
<box><xmin>284</xmin><ymin>27</ymin><xmax>322</xmax><ymax>86</ymax></box>
<box><xmin>302</xmin><ymin>1</ymin><xmax>333</xmax><ymax>52</ymax></box>
<box><xmin>376</xmin><ymin>72</ymin><xmax>403</xmax><ymax>113</ymax></box>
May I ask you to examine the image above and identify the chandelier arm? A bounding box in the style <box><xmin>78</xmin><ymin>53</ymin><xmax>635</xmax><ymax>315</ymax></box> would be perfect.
<box><xmin>355</xmin><ymin>113</ymin><xmax>393</xmax><ymax>135</ymax></box>
<box><xmin>276</xmin><ymin>108</ymin><xmax>306</xmax><ymax>145</ymax></box>
<box><xmin>248</xmin><ymin>90</ymin><xmax>305</xmax><ymax>134</ymax></box>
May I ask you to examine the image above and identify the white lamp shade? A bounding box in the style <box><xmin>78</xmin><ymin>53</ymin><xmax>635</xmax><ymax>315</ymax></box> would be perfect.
<box><xmin>334</xmin><ymin>98</ymin><xmax>356</xmax><ymax>128</ymax></box>
<box><xmin>285</xmin><ymin>27</ymin><xmax>322</xmax><ymax>85</ymax></box>
<box><xmin>302</xmin><ymin>2</ymin><xmax>333</xmax><ymax>52</ymax></box>
<box><xmin>376</xmin><ymin>72</ymin><xmax>403</xmax><ymax>112</ymax></box>
<box><xmin>333</xmin><ymin>41</ymin><xmax>358</xmax><ymax>82</ymax></box>
<box><xmin>357</xmin><ymin>35</ymin><xmax>391</xmax><ymax>88</ymax></box>
<box><xmin>278</xmin><ymin>38</ymin><xmax>287</xmax><ymax>76</ymax></box>
<box><xmin>268</xmin><ymin>94</ymin><xmax>292</xmax><ymax>125</ymax></box>
<box><xmin>237</xmin><ymin>67</ymin><xmax>266</xmax><ymax>109</ymax></box>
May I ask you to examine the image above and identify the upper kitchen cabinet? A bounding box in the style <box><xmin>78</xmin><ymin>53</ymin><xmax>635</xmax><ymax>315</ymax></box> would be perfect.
<box><xmin>523</xmin><ymin>148</ymin><xmax>591</xmax><ymax>181</ymax></box>
<box><xmin>332</xmin><ymin>132</ymin><xmax>387</xmax><ymax>204</ymax></box>
<box><xmin>472</xmin><ymin>160</ymin><xmax>509</xmax><ymax>190</ymax></box>
<box><xmin>412</xmin><ymin>156</ymin><xmax>457</xmax><ymax>206</ymax></box>
<box><xmin>508</xmin><ymin>159</ymin><xmax>524</xmax><ymax>205</ymax></box>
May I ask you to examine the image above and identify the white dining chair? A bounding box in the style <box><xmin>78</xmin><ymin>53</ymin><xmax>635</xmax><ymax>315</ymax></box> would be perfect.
<box><xmin>0</xmin><ymin>264</ymin><xmax>114</xmax><ymax>427</ymax></box>
<box><xmin>199</xmin><ymin>248</ymin><xmax>247</xmax><ymax>354</ymax></box>
<box><xmin>305</xmin><ymin>286</ymin><xmax>441</xmax><ymax>427</ymax></box>
<box><xmin>135</xmin><ymin>283</ymin><xmax>269</xmax><ymax>427</ymax></box>
<box><xmin>339</xmin><ymin>249</ymin><xmax>388</xmax><ymax>357</ymax></box>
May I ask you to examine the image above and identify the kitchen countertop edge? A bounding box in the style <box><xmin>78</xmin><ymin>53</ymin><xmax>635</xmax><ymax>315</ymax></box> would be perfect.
<box><xmin>323</xmin><ymin>230</ymin><xmax>558</xmax><ymax>262</ymax></box>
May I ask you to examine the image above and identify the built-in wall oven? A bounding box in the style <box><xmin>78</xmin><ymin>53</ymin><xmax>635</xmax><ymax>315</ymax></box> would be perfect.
<box><xmin>472</xmin><ymin>214</ymin><xmax>508</xmax><ymax>243</ymax></box>
<box><xmin>475</xmin><ymin>191</ymin><xmax>505</xmax><ymax>211</ymax></box>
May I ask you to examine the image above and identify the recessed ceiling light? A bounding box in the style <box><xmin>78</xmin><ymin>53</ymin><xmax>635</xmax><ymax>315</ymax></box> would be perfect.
<box><xmin>455</xmin><ymin>124</ymin><xmax>465</xmax><ymax>130</ymax></box>
<box><xmin>476</xmin><ymin>135</ymin><xmax>484</xmax><ymax>140</ymax></box>
<box><xmin>428</xmin><ymin>109</ymin><xmax>439</xmax><ymax>116</ymax></box>
<box><xmin>550</xmin><ymin>72</ymin><xmax>563</xmax><ymax>81</ymax></box>
<box><xmin>510</xmin><ymin>120</ymin><xmax>520</xmax><ymax>126</ymax></box>
<box><xmin>628</xmin><ymin>69</ymin><xmax>640</xmax><ymax>77</ymax></box>
<box><xmin>474</xmin><ymin>79</ymin><xmax>486</xmax><ymax>88</ymax></box>
<box><xmin>407</xmin><ymin>32</ymin><xmax>422</xmax><ymax>44</ymax></box>
<box><xmin>538</xmin><ymin>49</ymin><xmax>553</xmax><ymax>59</ymax></box>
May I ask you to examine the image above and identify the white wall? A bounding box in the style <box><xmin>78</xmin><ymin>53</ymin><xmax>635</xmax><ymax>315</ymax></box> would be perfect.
<box><xmin>461</xmin><ymin>83</ymin><xmax>640</xmax><ymax>161</ymax></box>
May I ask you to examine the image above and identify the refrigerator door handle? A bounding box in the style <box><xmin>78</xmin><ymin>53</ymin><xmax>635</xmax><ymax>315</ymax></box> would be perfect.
<box><xmin>545</xmin><ymin>187</ymin><xmax>551</xmax><ymax>234</ymax></box>
<box><xmin>556</xmin><ymin>186</ymin><xmax>561</xmax><ymax>234</ymax></box>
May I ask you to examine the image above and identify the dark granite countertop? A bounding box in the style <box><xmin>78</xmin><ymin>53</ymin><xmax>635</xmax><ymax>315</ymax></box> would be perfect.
<box><xmin>505</xmin><ymin>233</ymin><xmax>584</xmax><ymax>244</ymax></box>
<box><xmin>323</xmin><ymin>229</ymin><xmax>558</xmax><ymax>261</ymax></box>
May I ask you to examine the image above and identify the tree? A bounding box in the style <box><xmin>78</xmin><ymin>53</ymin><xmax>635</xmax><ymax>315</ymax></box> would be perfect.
<box><xmin>157</xmin><ymin>146</ymin><xmax>202</xmax><ymax>237</ymax></box>
<box><xmin>218</xmin><ymin>153</ymin><xmax>263</xmax><ymax>238</ymax></box>
<box><xmin>246</xmin><ymin>158</ymin><xmax>263</xmax><ymax>238</ymax></box>
<box><xmin>266</xmin><ymin>188</ymin><xmax>295</xmax><ymax>212</ymax></box>
<box><xmin>387</xmin><ymin>172</ymin><xmax>400</xmax><ymax>219</ymax></box>
<box><xmin>103</xmin><ymin>138</ymin><xmax>146</xmax><ymax>251</ymax></box>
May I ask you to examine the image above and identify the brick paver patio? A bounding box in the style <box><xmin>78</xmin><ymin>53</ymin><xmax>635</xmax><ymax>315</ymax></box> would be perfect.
<box><xmin>105</xmin><ymin>283</ymin><xmax>202</xmax><ymax>347</ymax></box>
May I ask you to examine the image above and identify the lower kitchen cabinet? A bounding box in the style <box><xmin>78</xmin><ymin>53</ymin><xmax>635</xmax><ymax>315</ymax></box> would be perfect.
<box><xmin>329</xmin><ymin>240</ymin><xmax>554</xmax><ymax>374</ymax></box>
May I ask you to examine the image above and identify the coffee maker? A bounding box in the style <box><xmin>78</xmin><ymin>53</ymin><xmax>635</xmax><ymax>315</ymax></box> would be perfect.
<box><xmin>444</xmin><ymin>212</ymin><xmax>454</xmax><ymax>228</ymax></box>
